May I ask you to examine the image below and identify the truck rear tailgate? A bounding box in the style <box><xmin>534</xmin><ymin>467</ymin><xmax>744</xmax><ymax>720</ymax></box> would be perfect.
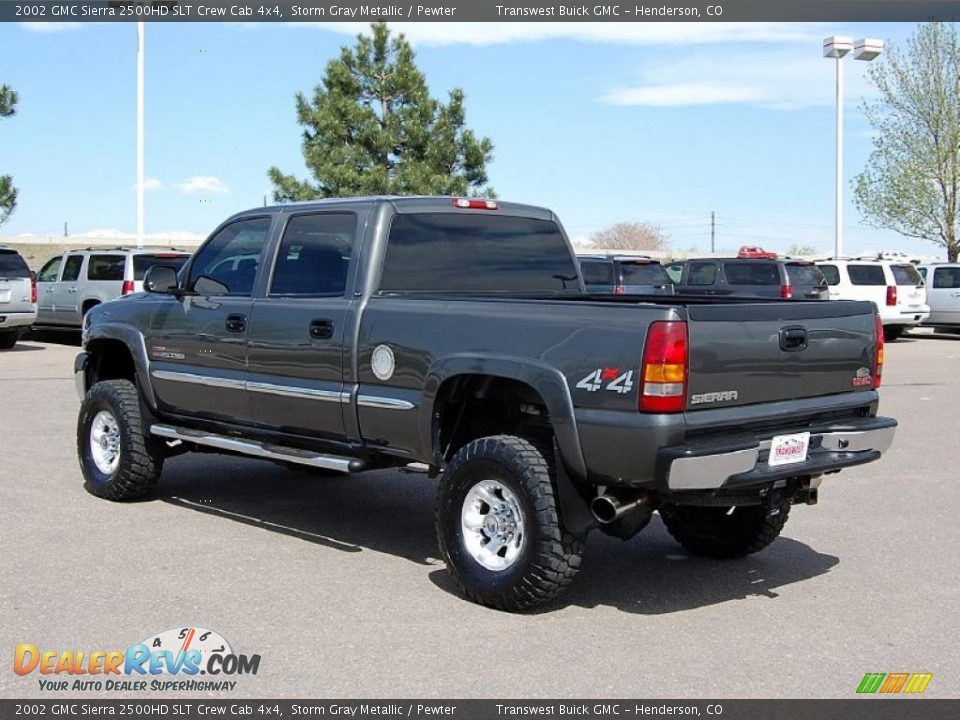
<box><xmin>685</xmin><ymin>300</ymin><xmax>877</xmax><ymax>409</ymax></box>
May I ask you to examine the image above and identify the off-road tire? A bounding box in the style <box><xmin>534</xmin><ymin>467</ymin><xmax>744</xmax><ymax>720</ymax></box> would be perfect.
<box><xmin>436</xmin><ymin>435</ymin><xmax>584</xmax><ymax>611</ymax></box>
<box><xmin>659</xmin><ymin>500</ymin><xmax>790</xmax><ymax>559</ymax></box>
<box><xmin>0</xmin><ymin>329</ymin><xmax>20</xmax><ymax>349</ymax></box>
<box><xmin>78</xmin><ymin>379</ymin><xmax>163</xmax><ymax>500</ymax></box>
<box><xmin>883</xmin><ymin>326</ymin><xmax>905</xmax><ymax>341</ymax></box>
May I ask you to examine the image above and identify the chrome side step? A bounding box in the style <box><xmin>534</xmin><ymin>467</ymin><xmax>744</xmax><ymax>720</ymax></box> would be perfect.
<box><xmin>150</xmin><ymin>424</ymin><xmax>365</xmax><ymax>473</ymax></box>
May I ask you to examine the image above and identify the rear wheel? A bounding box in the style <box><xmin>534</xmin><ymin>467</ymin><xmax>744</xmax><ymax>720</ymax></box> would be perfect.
<box><xmin>78</xmin><ymin>379</ymin><xmax>163</xmax><ymax>500</ymax></box>
<box><xmin>883</xmin><ymin>326</ymin><xmax>905</xmax><ymax>341</ymax></box>
<box><xmin>0</xmin><ymin>329</ymin><xmax>19</xmax><ymax>349</ymax></box>
<box><xmin>436</xmin><ymin>435</ymin><xmax>584</xmax><ymax>611</ymax></box>
<box><xmin>659</xmin><ymin>501</ymin><xmax>790</xmax><ymax>559</ymax></box>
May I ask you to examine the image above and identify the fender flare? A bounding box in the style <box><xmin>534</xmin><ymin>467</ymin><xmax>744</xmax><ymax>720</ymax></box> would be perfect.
<box><xmin>421</xmin><ymin>353</ymin><xmax>588</xmax><ymax>480</ymax></box>
<box><xmin>83</xmin><ymin>325</ymin><xmax>157</xmax><ymax>411</ymax></box>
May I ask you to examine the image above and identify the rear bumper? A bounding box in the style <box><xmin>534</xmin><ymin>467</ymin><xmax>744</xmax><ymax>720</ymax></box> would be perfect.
<box><xmin>0</xmin><ymin>310</ymin><xmax>37</xmax><ymax>329</ymax></box>
<box><xmin>881</xmin><ymin>306</ymin><xmax>930</xmax><ymax>326</ymax></box>
<box><xmin>659</xmin><ymin>415</ymin><xmax>897</xmax><ymax>491</ymax></box>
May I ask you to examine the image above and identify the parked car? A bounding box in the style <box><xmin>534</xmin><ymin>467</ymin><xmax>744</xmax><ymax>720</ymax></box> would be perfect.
<box><xmin>737</xmin><ymin>245</ymin><xmax>778</xmax><ymax>259</ymax></box>
<box><xmin>35</xmin><ymin>247</ymin><xmax>191</xmax><ymax>327</ymax></box>
<box><xmin>0</xmin><ymin>247</ymin><xmax>37</xmax><ymax>349</ymax></box>
<box><xmin>815</xmin><ymin>259</ymin><xmax>928</xmax><ymax>341</ymax></box>
<box><xmin>917</xmin><ymin>263</ymin><xmax>960</xmax><ymax>331</ymax></box>
<box><xmin>666</xmin><ymin>258</ymin><xmax>828</xmax><ymax>300</ymax></box>
<box><xmin>75</xmin><ymin>196</ymin><xmax>896</xmax><ymax>612</ymax></box>
<box><xmin>577</xmin><ymin>254</ymin><xmax>673</xmax><ymax>294</ymax></box>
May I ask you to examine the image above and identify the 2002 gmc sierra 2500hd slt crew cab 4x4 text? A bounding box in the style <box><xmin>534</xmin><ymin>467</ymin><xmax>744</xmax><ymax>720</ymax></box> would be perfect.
<box><xmin>74</xmin><ymin>197</ymin><xmax>897</xmax><ymax>611</ymax></box>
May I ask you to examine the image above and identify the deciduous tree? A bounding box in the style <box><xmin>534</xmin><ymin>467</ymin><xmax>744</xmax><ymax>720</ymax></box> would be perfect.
<box><xmin>589</xmin><ymin>221</ymin><xmax>669</xmax><ymax>252</ymax></box>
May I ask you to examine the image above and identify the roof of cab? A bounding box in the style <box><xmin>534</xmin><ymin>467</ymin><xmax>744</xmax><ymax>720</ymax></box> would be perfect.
<box><xmin>243</xmin><ymin>195</ymin><xmax>556</xmax><ymax>221</ymax></box>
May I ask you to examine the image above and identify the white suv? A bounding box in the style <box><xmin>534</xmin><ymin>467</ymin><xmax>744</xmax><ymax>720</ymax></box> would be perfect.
<box><xmin>918</xmin><ymin>263</ymin><xmax>960</xmax><ymax>331</ymax></box>
<box><xmin>815</xmin><ymin>258</ymin><xmax>929</xmax><ymax>341</ymax></box>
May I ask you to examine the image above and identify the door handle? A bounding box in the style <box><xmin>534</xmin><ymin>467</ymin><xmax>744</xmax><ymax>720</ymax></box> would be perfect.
<box><xmin>309</xmin><ymin>318</ymin><xmax>334</xmax><ymax>340</ymax></box>
<box><xmin>779</xmin><ymin>326</ymin><xmax>808</xmax><ymax>351</ymax></box>
<box><xmin>67</xmin><ymin>288</ymin><xmax>77</xmax><ymax>294</ymax></box>
<box><xmin>225</xmin><ymin>313</ymin><xmax>246</xmax><ymax>333</ymax></box>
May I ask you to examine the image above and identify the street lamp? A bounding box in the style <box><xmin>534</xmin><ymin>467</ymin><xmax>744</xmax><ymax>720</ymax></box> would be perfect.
<box><xmin>136</xmin><ymin>22</ymin><xmax>144</xmax><ymax>250</ymax></box>
<box><xmin>823</xmin><ymin>36</ymin><xmax>884</xmax><ymax>257</ymax></box>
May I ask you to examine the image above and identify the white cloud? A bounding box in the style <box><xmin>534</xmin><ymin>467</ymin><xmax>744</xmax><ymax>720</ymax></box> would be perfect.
<box><xmin>19</xmin><ymin>22</ymin><xmax>82</xmax><ymax>33</ymax></box>
<box><xmin>600</xmin><ymin>47</ymin><xmax>877</xmax><ymax>109</ymax></box>
<box><xmin>293</xmin><ymin>22</ymin><xmax>820</xmax><ymax>48</ymax></box>
<box><xmin>175</xmin><ymin>176</ymin><xmax>229</xmax><ymax>195</ymax></box>
<box><xmin>130</xmin><ymin>178</ymin><xmax>163</xmax><ymax>192</ymax></box>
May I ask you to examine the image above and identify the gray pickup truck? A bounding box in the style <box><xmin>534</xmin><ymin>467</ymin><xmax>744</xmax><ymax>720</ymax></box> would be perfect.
<box><xmin>75</xmin><ymin>197</ymin><xmax>897</xmax><ymax>611</ymax></box>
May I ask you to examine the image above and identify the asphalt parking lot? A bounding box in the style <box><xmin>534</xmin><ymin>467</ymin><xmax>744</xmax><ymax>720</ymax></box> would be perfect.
<box><xmin>1</xmin><ymin>330</ymin><xmax>958</xmax><ymax>699</ymax></box>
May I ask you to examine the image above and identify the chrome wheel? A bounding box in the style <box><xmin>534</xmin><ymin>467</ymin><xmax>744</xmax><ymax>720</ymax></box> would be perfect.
<box><xmin>461</xmin><ymin>479</ymin><xmax>526</xmax><ymax>571</ymax></box>
<box><xmin>89</xmin><ymin>409</ymin><xmax>121</xmax><ymax>475</ymax></box>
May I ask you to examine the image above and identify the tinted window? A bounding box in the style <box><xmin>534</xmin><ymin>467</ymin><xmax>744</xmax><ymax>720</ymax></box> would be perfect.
<box><xmin>0</xmin><ymin>250</ymin><xmax>31</xmax><ymax>279</ymax></box>
<box><xmin>786</xmin><ymin>263</ymin><xmax>826</xmax><ymax>287</ymax></box>
<box><xmin>619</xmin><ymin>261</ymin><xmax>670</xmax><ymax>286</ymax></box>
<box><xmin>271</xmin><ymin>213</ymin><xmax>356</xmax><ymax>296</ymax></box>
<box><xmin>37</xmin><ymin>256</ymin><xmax>62</xmax><ymax>282</ymax></box>
<box><xmin>723</xmin><ymin>262</ymin><xmax>780</xmax><ymax>285</ymax></box>
<box><xmin>133</xmin><ymin>254</ymin><xmax>189</xmax><ymax>280</ymax></box>
<box><xmin>848</xmin><ymin>265</ymin><xmax>886</xmax><ymax>286</ymax></box>
<box><xmin>891</xmin><ymin>264</ymin><xmax>922</xmax><ymax>286</ymax></box>
<box><xmin>687</xmin><ymin>262</ymin><xmax>717</xmax><ymax>286</ymax></box>
<box><xmin>188</xmin><ymin>217</ymin><xmax>272</xmax><ymax>296</ymax></box>
<box><xmin>933</xmin><ymin>267</ymin><xmax>960</xmax><ymax>289</ymax></box>
<box><xmin>380</xmin><ymin>213</ymin><xmax>580</xmax><ymax>293</ymax></box>
<box><xmin>580</xmin><ymin>261</ymin><xmax>614</xmax><ymax>285</ymax></box>
<box><xmin>87</xmin><ymin>255</ymin><xmax>125</xmax><ymax>281</ymax></box>
<box><xmin>819</xmin><ymin>264</ymin><xmax>840</xmax><ymax>285</ymax></box>
<box><xmin>664</xmin><ymin>263</ymin><xmax>684</xmax><ymax>283</ymax></box>
<box><xmin>918</xmin><ymin>267</ymin><xmax>928</xmax><ymax>280</ymax></box>
<box><xmin>61</xmin><ymin>255</ymin><xmax>84</xmax><ymax>282</ymax></box>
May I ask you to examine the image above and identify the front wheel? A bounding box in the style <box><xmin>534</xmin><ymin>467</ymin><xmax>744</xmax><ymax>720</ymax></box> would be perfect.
<box><xmin>435</xmin><ymin>435</ymin><xmax>584</xmax><ymax>611</ymax></box>
<box><xmin>77</xmin><ymin>379</ymin><xmax>163</xmax><ymax>500</ymax></box>
<box><xmin>659</xmin><ymin>501</ymin><xmax>790</xmax><ymax>559</ymax></box>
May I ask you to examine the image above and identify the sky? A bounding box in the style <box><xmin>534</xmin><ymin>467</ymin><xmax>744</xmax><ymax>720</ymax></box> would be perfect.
<box><xmin>0</xmin><ymin>20</ymin><xmax>946</xmax><ymax>258</ymax></box>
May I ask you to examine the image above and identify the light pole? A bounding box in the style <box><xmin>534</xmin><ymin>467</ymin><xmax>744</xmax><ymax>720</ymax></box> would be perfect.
<box><xmin>823</xmin><ymin>36</ymin><xmax>883</xmax><ymax>258</ymax></box>
<box><xmin>136</xmin><ymin>22</ymin><xmax>145</xmax><ymax>250</ymax></box>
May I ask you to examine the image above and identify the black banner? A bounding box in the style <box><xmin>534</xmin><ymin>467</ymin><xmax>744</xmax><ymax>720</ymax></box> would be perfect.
<box><xmin>1</xmin><ymin>700</ymin><xmax>958</xmax><ymax>720</ymax></box>
<box><xmin>3</xmin><ymin>0</ymin><xmax>960</xmax><ymax>23</ymax></box>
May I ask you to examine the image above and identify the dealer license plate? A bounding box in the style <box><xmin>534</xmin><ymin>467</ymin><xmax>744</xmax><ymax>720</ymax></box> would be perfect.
<box><xmin>768</xmin><ymin>432</ymin><xmax>810</xmax><ymax>467</ymax></box>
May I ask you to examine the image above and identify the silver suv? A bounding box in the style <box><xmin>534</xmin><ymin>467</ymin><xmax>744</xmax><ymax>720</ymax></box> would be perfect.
<box><xmin>35</xmin><ymin>247</ymin><xmax>190</xmax><ymax>327</ymax></box>
<box><xmin>0</xmin><ymin>247</ymin><xmax>37</xmax><ymax>349</ymax></box>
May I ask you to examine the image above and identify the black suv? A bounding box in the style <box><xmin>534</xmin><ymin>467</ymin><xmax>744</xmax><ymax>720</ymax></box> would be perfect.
<box><xmin>665</xmin><ymin>258</ymin><xmax>828</xmax><ymax>300</ymax></box>
<box><xmin>578</xmin><ymin>255</ymin><xmax>673</xmax><ymax>295</ymax></box>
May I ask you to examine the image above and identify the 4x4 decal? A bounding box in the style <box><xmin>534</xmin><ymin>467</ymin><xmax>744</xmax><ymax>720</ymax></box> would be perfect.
<box><xmin>575</xmin><ymin>368</ymin><xmax>635</xmax><ymax>395</ymax></box>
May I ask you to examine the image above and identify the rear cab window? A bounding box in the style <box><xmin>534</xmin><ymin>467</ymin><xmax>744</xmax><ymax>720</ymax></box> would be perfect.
<box><xmin>722</xmin><ymin>261</ymin><xmax>780</xmax><ymax>285</ymax></box>
<box><xmin>0</xmin><ymin>250</ymin><xmax>31</xmax><ymax>279</ymax></box>
<box><xmin>133</xmin><ymin>254</ymin><xmax>189</xmax><ymax>280</ymax></box>
<box><xmin>86</xmin><ymin>255</ymin><xmax>126</xmax><ymax>281</ymax></box>
<box><xmin>847</xmin><ymin>265</ymin><xmax>887</xmax><ymax>286</ymax></box>
<box><xmin>379</xmin><ymin>213</ymin><xmax>580</xmax><ymax>294</ymax></box>
<box><xmin>618</xmin><ymin>261</ymin><xmax>671</xmax><ymax>286</ymax></box>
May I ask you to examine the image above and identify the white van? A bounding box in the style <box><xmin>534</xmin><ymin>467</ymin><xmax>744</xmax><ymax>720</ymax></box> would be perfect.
<box><xmin>815</xmin><ymin>259</ymin><xmax>929</xmax><ymax>340</ymax></box>
<box><xmin>918</xmin><ymin>263</ymin><xmax>960</xmax><ymax>331</ymax></box>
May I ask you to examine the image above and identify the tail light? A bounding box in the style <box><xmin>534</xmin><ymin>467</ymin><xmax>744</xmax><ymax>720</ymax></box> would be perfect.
<box><xmin>780</xmin><ymin>284</ymin><xmax>793</xmax><ymax>299</ymax></box>
<box><xmin>873</xmin><ymin>313</ymin><xmax>884</xmax><ymax>390</ymax></box>
<box><xmin>121</xmin><ymin>280</ymin><xmax>135</xmax><ymax>295</ymax></box>
<box><xmin>886</xmin><ymin>285</ymin><xmax>897</xmax><ymax>306</ymax></box>
<box><xmin>30</xmin><ymin>276</ymin><xmax>37</xmax><ymax>305</ymax></box>
<box><xmin>640</xmin><ymin>321</ymin><xmax>688</xmax><ymax>413</ymax></box>
<box><xmin>614</xmin><ymin>285</ymin><xmax>625</xmax><ymax>295</ymax></box>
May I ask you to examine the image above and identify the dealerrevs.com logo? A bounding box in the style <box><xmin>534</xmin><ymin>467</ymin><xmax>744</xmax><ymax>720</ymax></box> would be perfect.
<box><xmin>14</xmin><ymin>626</ymin><xmax>261</xmax><ymax>692</ymax></box>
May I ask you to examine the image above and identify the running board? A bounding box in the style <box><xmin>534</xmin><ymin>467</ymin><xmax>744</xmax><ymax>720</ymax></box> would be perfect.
<box><xmin>150</xmin><ymin>424</ymin><xmax>365</xmax><ymax>473</ymax></box>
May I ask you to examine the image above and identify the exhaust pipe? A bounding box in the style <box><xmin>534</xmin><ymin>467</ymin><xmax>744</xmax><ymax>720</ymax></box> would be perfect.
<box><xmin>591</xmin><ymin>493</ymin><xmax>647</xmax><ymax>524</ymax></box>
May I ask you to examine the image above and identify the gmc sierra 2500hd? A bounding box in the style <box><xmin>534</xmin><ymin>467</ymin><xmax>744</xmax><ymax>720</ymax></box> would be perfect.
<box><xmin>75</xmin><ymin>197</ymin><xmax>897</xmax><ymax>611</ymax></box>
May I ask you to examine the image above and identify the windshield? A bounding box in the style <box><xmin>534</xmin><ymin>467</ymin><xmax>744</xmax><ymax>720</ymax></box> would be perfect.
<box><xmin>619</xmin><ymin>261</ymin><xmax>670</xmax><ymax>286</ymax></box>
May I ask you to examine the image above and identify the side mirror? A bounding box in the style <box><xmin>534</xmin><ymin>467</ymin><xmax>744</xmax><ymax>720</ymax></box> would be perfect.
<box><xmin>143</xmin><ymin>265</ymin><xmax>180</xmax><ymax>294</ymax></box>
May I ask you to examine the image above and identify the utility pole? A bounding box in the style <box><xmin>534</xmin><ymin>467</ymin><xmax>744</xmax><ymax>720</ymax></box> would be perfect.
<box><xmin>63</xmin><ymin>221</ymin><xmax>68</xmax><ymax>237</ymax></box>
<box><xmin>710</xmin><ymin>211</ymin><xmax>715</xmax><ymax>253</ymax></box>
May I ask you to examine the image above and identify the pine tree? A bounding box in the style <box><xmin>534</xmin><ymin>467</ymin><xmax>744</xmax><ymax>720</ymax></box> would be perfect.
<box><xmin>0</xmin><ymin>84</ymin><xmax>17</xmax><ymax>226</ymax></box>
<box><xmin>269</xmin><ymin>23</ymin><xmax>494</xmax><ymax>200</ymax></box>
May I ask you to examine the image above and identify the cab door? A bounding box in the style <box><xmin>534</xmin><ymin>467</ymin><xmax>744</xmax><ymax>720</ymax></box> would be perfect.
<box><xmin>246</xmin><ymin>211</ymin><xmax>361</xmax><ymax>441</ymax></box>
<box><xmin>146</xmin><ymin>216</ymin><xmax>273</xmax><ymax>423</ymax></box>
